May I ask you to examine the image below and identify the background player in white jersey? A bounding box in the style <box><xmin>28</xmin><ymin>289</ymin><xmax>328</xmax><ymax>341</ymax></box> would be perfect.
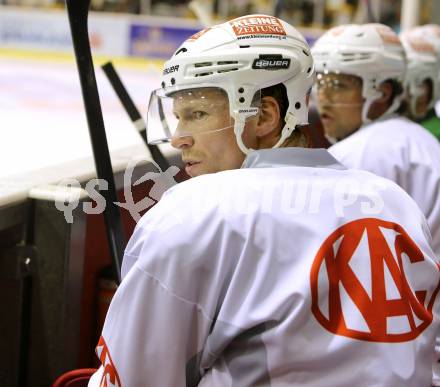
<box><xmin>89</xmin><ymin>16</ymin><xmax>440</xmax><ymax>387</ymax></box>
<box><xmin>311</xmin><ymin>23</ymin><xmax>440</xmax><ymax>259</ymax></box>
<box><xmin>400</xmin><ymin>26</ymin><xmax>440</xmax><ymax>386</ymax></box>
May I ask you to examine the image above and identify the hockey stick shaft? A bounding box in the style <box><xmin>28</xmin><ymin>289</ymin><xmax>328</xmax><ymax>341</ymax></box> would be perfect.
<box><xmin>101</xmin><ymin>62</ymin><xmax>170</xmax><ymax>171</ymax></box>
<box><xmin>66</xmin><ymin>0</ymin><xmax>124</xmax><ymax>283</ymax></box>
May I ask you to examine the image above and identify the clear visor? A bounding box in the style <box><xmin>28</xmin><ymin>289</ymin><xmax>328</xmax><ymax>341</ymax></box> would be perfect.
<box><xmin>312</xmin><ymin>72</ymin><xmax>364</xmax><ymax>107</ymax></box>
<box><xmin>146</xmin><ymin>87</ymin><xmax>260</xmax><ymax>145</ymax></box>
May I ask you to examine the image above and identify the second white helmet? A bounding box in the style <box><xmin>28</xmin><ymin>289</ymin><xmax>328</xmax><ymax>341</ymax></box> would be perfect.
<box><xmin>311</xmin><ymin>23</ymin><xmax>406</xmax><ymax>124</ymax></box>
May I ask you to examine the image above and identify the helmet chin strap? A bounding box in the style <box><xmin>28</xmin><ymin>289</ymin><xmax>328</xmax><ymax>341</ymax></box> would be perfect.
<box><xmin>361</xmin><ymin>89</ymin><xmax>382</xmax><ymax>125</ymax></box>
<box><xmin>361</xmin><ymin>93</ymin><xmax>402</xmax><ymax>125</ymax></box>
<box><xmin>410</xmin><ymin>88</ymin><xmax>432</xmax><ymax>120</ymax></box>
<box><xmin>234</xmin><ymin>119</ymin><xmax>252</xmax><ymax>155</ymax></box>
<box><xmin>273</xmin><ymin>112</ymin><xmax>299</xmax><ymax>148</ymax></box>
<box><xmin>361</xmin><ymin>98</ymin><xmax>374</xmax><ymax>125</ymax></box>
<box><xmin>410</xmin><ymin>97</ymin><xmax>424</xmax><ymax>120</ymax></box>
<box><xmin>234</xmin><ymin>112</ymin><xmax>300</xmax><ymax>155</ymax></box>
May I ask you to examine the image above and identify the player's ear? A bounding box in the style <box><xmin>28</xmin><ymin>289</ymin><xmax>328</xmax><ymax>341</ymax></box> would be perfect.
<box><xmin>255</xmin><ymin>96</ymin><xmax>281</xmax><ymax>138</ymax></box>
<box><xmin>376</xmin><ymin>81</ymin><xmax>393</xmax><ymax>105</ymax></box>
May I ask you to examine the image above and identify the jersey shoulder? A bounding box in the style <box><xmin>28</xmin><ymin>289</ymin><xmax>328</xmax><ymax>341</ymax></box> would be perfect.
<box><xmin>329</xmin><ymin>116</ymin><xmax>440</xmax><ymax>167</ymax></box>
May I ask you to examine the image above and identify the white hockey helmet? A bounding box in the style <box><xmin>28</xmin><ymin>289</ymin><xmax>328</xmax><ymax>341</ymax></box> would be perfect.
<box><xmin>400</xmin><ymin>28</ymin><xmax>438</xmax><ymax>118</ymax></box>
<box><xmin>311</xmin><ymin>23</ymin><xmax>406</xmax><ymax>124</ymax></box>
<box><xmin>407</xmin><ymin>24</ymin><xmax>440</xmax><ymax>104</ymax></box>
<box><xmin>147</xmin><ymin>15</ymin><xmax>315</xmax><ymax>154</ymax></box>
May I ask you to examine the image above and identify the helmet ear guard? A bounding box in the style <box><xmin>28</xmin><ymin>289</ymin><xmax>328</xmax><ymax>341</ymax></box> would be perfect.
<box><xmin>361</xmin><ymin>88</ymin><xmax>403</xmax><ymax>125</ymax></box>
<box><xmin>232</xmin><ymin>87</ymin><xmax>261</xmax><ymax>154</ymax></box>
<box><xmin>274</xmin><ymin>112</ymin><xmax>300</xmax><ymax>148</ymax></box>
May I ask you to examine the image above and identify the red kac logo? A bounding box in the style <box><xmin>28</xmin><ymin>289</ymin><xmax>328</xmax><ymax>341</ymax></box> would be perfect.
<box><xmin>310</xmin><ymin>218</ymin><xmax>440</xmax><ymax>343</ymax></box>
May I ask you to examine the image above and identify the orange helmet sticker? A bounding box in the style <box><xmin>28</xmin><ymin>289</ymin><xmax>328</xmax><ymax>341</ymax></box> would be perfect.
<box><xmin>406</xmin><ymin>34</ymin><xmax>436</xmax><ymax>54</ymax></box>
<box><xmin>330</xmin><ymin>26</ymin><xmax>346</xmax><ymax>37</ymax></box>
<box><xmin>368</xmin><ymin>24</ymin><xmax>401</xmax><ymax>45</ymax></box>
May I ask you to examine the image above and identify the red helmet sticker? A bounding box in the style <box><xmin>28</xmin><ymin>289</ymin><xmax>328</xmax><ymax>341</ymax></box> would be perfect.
<box><xmin>229</xmin><ymin>15</ymin><xmax>286</xmax><ymax>37</ymax></box>
<box><xmin>330</xmin><ymin>26</ymin><xmax>346</xmax><ymax>37</ymax></box>
<box><xmin>368</xmin><ymin>24</ymin><xmax>401</xmax><ymax>45</ymax></box>
<box><xmin>310</xmin><ymin>218</ymin><xmax>440</xmax><ymax>343</ymax></box>
<box><xmin>96</xmin><ymin>336</ymin><xmax>122</xmax><ymax>387</ymax></box>
<box><xmin>404</xmin><ymin>33</ymin><xmax>435</xmax><ymax>54</ymax></box>
<box><xmin>188</xmin><ymin>27</ymin><xmax>211</xmax><ymax>41</ymax></box>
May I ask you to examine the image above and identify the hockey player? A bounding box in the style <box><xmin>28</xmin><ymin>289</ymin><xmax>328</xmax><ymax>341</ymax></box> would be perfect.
<box><xmin>400</xmin><ymin>25</ymin><xmax>440</xmax><ymax>387</ymax></box>
<box><xmin>403</xmin><ymin>24</ymin><xmax>440</xmax><ymax>142</ymax></box>
<box><xmin>89</xmin><ymin>17</ymin><xmax>440</xmax><ymax>387</ymax></box>
<box><xmin>312</xmin><ymin>23</ymin><xmax>440</xmax><ymax>259</ymax></box>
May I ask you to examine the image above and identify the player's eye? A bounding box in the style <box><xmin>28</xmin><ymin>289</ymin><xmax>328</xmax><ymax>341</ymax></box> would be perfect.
<box><xmin>193</xmin><ymin>111</ymin><xmax>207</xmax><ymax>120</ymax></box>
<box><xmin>331</xmin><ymin>80</ymin><xmax>342</xmax><ymax>88</ymax></box>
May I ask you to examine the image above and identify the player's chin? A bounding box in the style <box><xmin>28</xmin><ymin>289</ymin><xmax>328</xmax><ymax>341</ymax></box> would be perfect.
<box><xmin>185</xmin><ymin>161</ymin><xmax>206</xmax><ymax>177</ymax></box>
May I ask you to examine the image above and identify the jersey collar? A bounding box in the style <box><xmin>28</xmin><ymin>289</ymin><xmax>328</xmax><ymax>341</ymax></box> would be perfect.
<box><xmin>241</xmin><ymin>148</ymin><xmax>346</xmax><ymax>170</ymax></box>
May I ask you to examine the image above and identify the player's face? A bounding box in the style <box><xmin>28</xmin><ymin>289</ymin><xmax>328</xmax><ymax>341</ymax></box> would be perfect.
<box><xmin>315</xmin><ymin>73</ymin><xmax>364</xmax><ymax>141</ymax></box>
<box><xmin>170</xmin><ymin>89</ymin><xmax>251</xmax><ymax>177</ymax></box>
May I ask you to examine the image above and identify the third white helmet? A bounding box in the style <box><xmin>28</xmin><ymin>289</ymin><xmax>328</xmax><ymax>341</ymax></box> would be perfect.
<box><xmin>406</xmin><ymin>24</ymin><xmax>440</xmax><ymax>104</ymax></box>
<box><xmin>400</xmin><ymin>28</ymin><xmax>438</xmax><ymax>119</ymax></box>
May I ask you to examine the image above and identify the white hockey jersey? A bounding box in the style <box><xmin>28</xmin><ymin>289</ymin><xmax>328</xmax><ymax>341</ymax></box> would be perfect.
<box><xmin>89</xmin><ymin>148</ymin><xmax>440</xmax><ymax>387</ymax></box>
<box><xmin>328</xmin><ymin>116</ymin><xmax>440</xmax><ymax>259</ymax></box>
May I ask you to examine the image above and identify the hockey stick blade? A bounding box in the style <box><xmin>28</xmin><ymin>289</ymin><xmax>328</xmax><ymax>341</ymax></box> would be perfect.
<box><xmin>101</xmin><ymin>62</ymin><xmax>171</xmax><ymax>172</ymax></box>
<box><xmin>66</xmin><ymin>0</ymin><xmax>124</xmax><ymax>283</ymax></box>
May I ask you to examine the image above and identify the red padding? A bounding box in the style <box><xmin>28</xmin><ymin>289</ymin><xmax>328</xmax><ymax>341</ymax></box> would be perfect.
<box><xmin>52</xmin><ymin>368</ymin><xmax>97</xmax><ymax>387</ymax></box>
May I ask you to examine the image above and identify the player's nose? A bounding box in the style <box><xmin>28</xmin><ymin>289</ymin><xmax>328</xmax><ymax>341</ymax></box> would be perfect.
<box><xmin>171</xmin><ymin>133</ymin><xmax>194</xmax><ymax>150</ymax></box>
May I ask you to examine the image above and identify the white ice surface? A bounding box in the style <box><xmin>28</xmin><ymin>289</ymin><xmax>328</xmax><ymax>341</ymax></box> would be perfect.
<box><xmin>0</xmin><ymin>54</ymin><xmax>175</xmax><ymax>206</ymax></box>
